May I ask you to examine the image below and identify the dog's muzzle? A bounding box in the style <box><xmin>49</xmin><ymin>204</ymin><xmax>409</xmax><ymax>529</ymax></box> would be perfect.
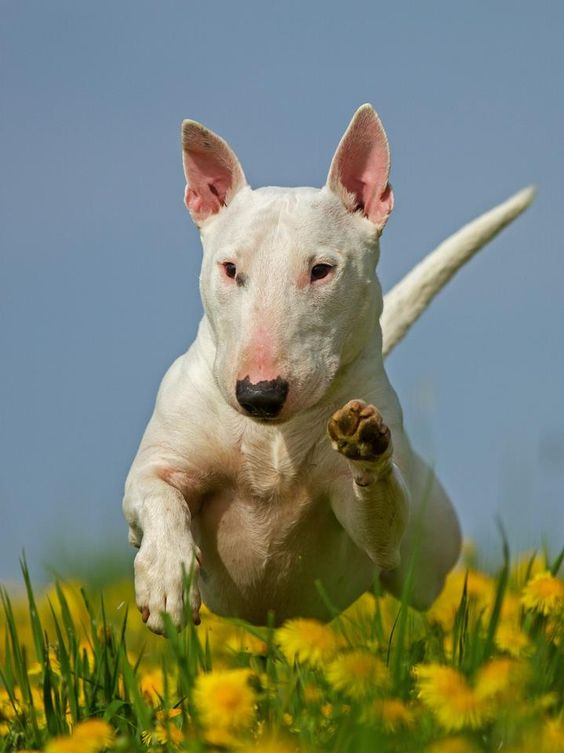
<box><xmin>235</xmin><ymin>376</ymin><xmax>289</xmax><ymax>419</ymax></box>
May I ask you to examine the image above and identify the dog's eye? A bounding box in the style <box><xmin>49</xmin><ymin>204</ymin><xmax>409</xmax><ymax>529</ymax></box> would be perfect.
<box><xmin>310</xmin><ymin>263</ymin><xmax>333</xmax><ymax>282</ymax></box>
<box><xmin>223</xmin><ymin>262</ymin><xmax>237</xmax><ymax>279</ymax></box>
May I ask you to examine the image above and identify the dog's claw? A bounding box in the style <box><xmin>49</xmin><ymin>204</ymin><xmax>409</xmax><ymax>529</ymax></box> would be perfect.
<box><xmin>328</xmin><ymin>400</ymin><xmax>391</xmax><ymax>461</ymax></box>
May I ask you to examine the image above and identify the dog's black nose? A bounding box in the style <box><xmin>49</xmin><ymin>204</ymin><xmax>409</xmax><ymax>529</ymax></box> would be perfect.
<box><xmin>236</xmin><ymin>377</ymin><xmax>289</xmax><ymax>418</ymax></box>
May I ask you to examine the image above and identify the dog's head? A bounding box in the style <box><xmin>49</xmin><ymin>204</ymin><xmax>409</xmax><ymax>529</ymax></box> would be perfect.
<box><xmin>181</xmin><ymin>105</ymin><xmax>394</xmax><ymax>422</ymax></box>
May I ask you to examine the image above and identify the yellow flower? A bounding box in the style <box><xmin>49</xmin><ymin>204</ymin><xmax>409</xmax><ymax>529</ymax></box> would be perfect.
<box><xmin>225</xmin><ymin>630</ymin><xmax>267</xmax><ymax>655</ymax></box>
<box><xmin>427</xmin><ymin>570</ymin><xmax>494</xmax><ymax>631</ymax></box>
<box><xmin>325</xmin><ymin>651</ymin><xmax>389</xmax><ymax>698</ymax></box>
<box><xmin>427</xmin><ymin>736</ymin><xmax>481</xmax><ymax>753</ymax></box>
<box><xmin>302</xmin><ymin>683</ymin><xmax>323</xmax><ymax>704</ymax></box>
<box><xmin>510</xmin><ymin>550</ymin><xmax>547</xmax><ymax>589</ymax></box>
<box><xmin>27</xmin><ymin>661</ymin><xmax>43</xmax><ymax>678</ymax></box>
<box><xmin>366</xmin><ymin>698</ymin><xmax>414</xmax><ymax>730</ymax></box>
<box><xmin>276</xmin><ymin>618</ymin><xmax>342</xmax><ymax>666</ymax></box>
<box><xmin>155</xmin><ymin>707</ymin><xmax>182</xmax><ymax>722</ymax></box>
<box><xmin>340</xmin><ymin>592</ymin><xmax>377</xmax><ymax>627</ymax></box>
<box><xmin>45</xmin><ymin>738</ymin><xmax>81</xmax><ymax>753</ymax></box>
<box><xmin>72</xmin><ymin>719</ymin><xmax>115</xmax><ymax>751</ymax></box>
<box><xmin>154</xmin><ymin>721</ymin><xmax>184</xmax><ymax>745</ymax></box>
<box><xmin>495</xmin><ymin>621</ymin><xmax>530</xmax><ymax>657</ymax></box>
<box><xmin>141</xmin><ymin>730</ymin><xmax>153</xmax><ymax>745</ymax></box>
<box><xmin>415</xmin><ymin>664</ymin><xmax>488</xmax><ymax>731</ymax></box>
<box><xmin>500</xmin><ymin>592</ymin><xmax>522</xmax><ymax>623</ymax></box>
<box><xmin>202</xmin><ymin>613</ymin><xmax>267</xmax><ymax>658</ymax></box>
<box><xmin>521</xmin><ymin>571</ymin><xmax>564</xmax><ymax>616</ymax></box>
<box><xmin>193</xmin><ymin>668</ymin><xmax>256</xmax><ymax>730</ymax></box>
<box><xmin>138</xmin><ymin>668</ymin><xmax>165</xmax><ymax>706</ymax></box>
<box><xmin>44</xmin><ymin>720</ymin><xmax>114</xmax><ymax>753</ymax></box>
<box><xmin>474</xmin><ymin>658</ymin><xmax>524</xmax><ymax>701</ymax></box>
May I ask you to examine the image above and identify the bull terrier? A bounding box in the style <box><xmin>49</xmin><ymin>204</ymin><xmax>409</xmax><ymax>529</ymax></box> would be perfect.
<box><xmin>123</xmin><ymin>104</ymin><xmax>535</xmax><ymax>634</ymax></box>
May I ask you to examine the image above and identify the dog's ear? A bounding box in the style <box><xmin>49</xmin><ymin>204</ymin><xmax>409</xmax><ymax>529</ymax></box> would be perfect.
<box><xmin>181</xmin><ymin>120</ymin><xmax>247</xmax><ymax>226</ymax></box>
<box><xmin>326</xmin><ymin>104</ymin><xmax>394</xmax><ymax>232</ymax></box>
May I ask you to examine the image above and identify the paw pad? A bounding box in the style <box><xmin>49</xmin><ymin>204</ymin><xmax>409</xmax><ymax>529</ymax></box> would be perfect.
<box><xmin>328</xmin><ymin>400</ymin><xmax>391</xmax><ymax>461</ymax></box>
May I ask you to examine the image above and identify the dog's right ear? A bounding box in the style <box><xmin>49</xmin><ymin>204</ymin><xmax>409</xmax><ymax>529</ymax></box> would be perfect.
<box><xmin>181</xmin><ymin>120</ymin><xmax>247</xmax><ymax>226</ymax></box>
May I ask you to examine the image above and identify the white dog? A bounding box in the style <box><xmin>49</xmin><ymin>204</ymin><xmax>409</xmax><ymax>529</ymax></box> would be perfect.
<box><xmin>123</xmin><ymin>104</ymin><xmax>534</xmax><ymax>634</ymax></box>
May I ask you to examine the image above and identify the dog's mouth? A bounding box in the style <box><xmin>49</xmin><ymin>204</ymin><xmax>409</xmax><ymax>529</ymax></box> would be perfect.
<box><xmin>244</xmin><ymin>412</ymin><xmax>287</xmax><ymax>424</ymax></box>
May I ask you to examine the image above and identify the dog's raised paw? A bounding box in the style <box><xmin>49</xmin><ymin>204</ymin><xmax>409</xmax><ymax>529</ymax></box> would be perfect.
<box><xmin>328</xmin><ymin>399</ymin><xmax>391</xmax><ymax>462</ymax></box>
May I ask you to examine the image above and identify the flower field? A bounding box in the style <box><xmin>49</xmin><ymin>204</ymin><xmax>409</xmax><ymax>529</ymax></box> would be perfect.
<box><xmin>1</xmin><ymin>547</ymin><xmax>562</xmax><ymax>753</ymax></box>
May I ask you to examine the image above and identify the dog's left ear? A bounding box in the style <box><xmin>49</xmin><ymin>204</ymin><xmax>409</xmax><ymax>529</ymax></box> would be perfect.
<box><xmin>326</xmin><ymin>104</ymin><xmax>394</xmax><ymax>232</ymax></box>
<box><xmin>182</xmin><ymin>120</ymin><xmax>247</xmax><ymax>226</ymax></box>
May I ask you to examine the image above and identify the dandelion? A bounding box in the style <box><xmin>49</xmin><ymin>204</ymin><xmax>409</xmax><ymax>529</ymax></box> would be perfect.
<box><xmin>225</xmin><ymin>629</ymin><xmax>267</xmax><ymax>655</ymax></box>
<box><xmin>156</xmin><ymin>707</ymin><xmax>182</xmax><ymax>722</ymax></box>
<box><xmin>521</xmin><ymin>571</ymin><xmax>564</xmax><ymax>616</ymax></box>
<box><xmin>141</xmin><ymin>730</ymin><xmax>154</xmax><ymax>745</ymax></box>
<box><xmin>203</xmin><ymin>615</ymin><xmax>267</xmax><ymax>657</ymax></box>
<box><xmin>154</xmin><ymin>721</ymin><xmax>184</xmax><ymax>745</ymax></box>
<box><xmin>500</xmin><ymin>592</ymin><xmax>522</xmax><ymax>622</ymax></box>
<box><xmin>340</xmin><ymin>592</ymin><xmax>377</xmax><ymax>626</ymax></box>
<box><xmin>427</xmin><ymin>570</ymin><xmax>494</xmax><ymax>631</ymax></box>
<box><xmin>325</xmin><ymin>651</ymin><xmax>389</xmax><ymax>698</ymax></box>
<box><xmin>474</xmin><ymin>658</ymin><xmax>524</xmax><ymax>702</ymax></box>
<box><xmin>44</xmin><ymin>738</ymin><xmax>81</xmax><ymax>753</ymax></box>
<box><xmin>302</xmin><ymin>683</ymin><xmax>323</xmax><ymax>704</ymax></box>
<box><xmin>495</xmin><ymin>621</ymin><xmax>530</xmax><ymax>657</ymax></box>
<box><xmin>72</xmin><ymin>719</ymin><xmax>115</xmax><ymax>751</ymax></box>
<box><xmin>193</xmin><ymin>668</ymin><xmax>256</xmax><ymax>731</ymax></box>
<box><xmin>44</xmin><ymin>721</ymin><xmax>114</xmax><ymax>753</ymax></box>
<box><xmin>138</xmin><ymin>668</ymin><xmax>164</xmax><ymax>706</ymax></box>
<box><xmin>415</xmin><ymin>664</ymin><xmax>488</xmax><ymax>731</ymax></box>
<box><xmin>366</xmin><ymin>698</ymin><xmax>414</xmax><ymax>731</ymax></box>
<box><xmin>510</xmin><ymin>550</ymin><xmax>547</xmax><ymax>589</ymax></box>
<box><xmin>276</xmin><ymin>618</ymin><xmax>342</xmax><ymax>666</ymax></box>
<box><xmin>27</xmin><ymin>661</ymin><xmax>42</xmax><ymax>678</ymax></box>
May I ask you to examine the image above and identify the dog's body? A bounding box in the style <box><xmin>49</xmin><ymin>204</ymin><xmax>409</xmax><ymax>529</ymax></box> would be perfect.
<box><xmin>123</xmin><ymin>106</ymin><xmax>534</xmax><ymax>634</ymax></box>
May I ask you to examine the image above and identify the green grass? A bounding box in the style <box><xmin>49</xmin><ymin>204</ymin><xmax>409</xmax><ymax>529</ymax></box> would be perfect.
<box><xmin>0</xmin><ymin>547</ymin><xmax>563</xmax><ymax>753</ymax></box>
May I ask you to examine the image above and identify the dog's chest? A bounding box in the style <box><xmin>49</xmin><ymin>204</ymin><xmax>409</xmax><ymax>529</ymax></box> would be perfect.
<box><xmin>194</xmin><ymin>427</ymin><xmax>325</xmax><ymax>579</ymax></box>
<box><xmin>238</xmin><ymin>428</ymin><xmax>300</xmax><ymax>498</ymax></box>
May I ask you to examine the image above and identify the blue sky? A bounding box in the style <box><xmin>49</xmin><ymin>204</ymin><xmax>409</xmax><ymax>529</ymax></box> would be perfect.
<box><xmin>1</xmin><ymin>1</ymin><xmax>563</xmax><ymax>581</ymax></box>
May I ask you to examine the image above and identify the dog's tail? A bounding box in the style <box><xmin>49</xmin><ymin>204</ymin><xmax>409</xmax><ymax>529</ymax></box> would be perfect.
<box><xmin>381</xmin><ymin>185</ymin><xmax>536</xmax><ymax>358</ymax></box>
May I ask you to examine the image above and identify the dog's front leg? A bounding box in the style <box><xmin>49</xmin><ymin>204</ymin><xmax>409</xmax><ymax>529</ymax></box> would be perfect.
<box><xmin>123</xmin><ymin>471</ymin><xmax>202</xmax><ymax>635</ymax></box>
<box><xmin>328</xmin><ymin>400</ymin><xmax>409</xmax><ymax>572</ymax></box>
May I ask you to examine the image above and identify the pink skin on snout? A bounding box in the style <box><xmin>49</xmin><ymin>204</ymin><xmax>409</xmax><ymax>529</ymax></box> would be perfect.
<box><xmin>237</xmin><ymin>323</ymin><xmax>283</xmax><ymax>385</ymax></box>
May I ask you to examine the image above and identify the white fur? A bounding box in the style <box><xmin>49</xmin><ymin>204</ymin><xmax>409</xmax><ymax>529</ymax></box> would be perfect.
<box><xmin>123</xmin><ymin>107</ymin><xmax>534</xmax><ymax>634</ymax></box>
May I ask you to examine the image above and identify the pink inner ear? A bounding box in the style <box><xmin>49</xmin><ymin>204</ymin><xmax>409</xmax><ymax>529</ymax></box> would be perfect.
<box><xmin>182</xmin><ymin>123</ymin><xmax>246</xmax><ymax>225</ymax></box>
<box><xmin>328</xmin><ymin>106</ymin><xmax>394</xmax><ymax>230</ymax></box>
<box><xmin>184</xmin><ymin>151</ymin><xmax>232</xmax><ymax>219</ymax></box>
